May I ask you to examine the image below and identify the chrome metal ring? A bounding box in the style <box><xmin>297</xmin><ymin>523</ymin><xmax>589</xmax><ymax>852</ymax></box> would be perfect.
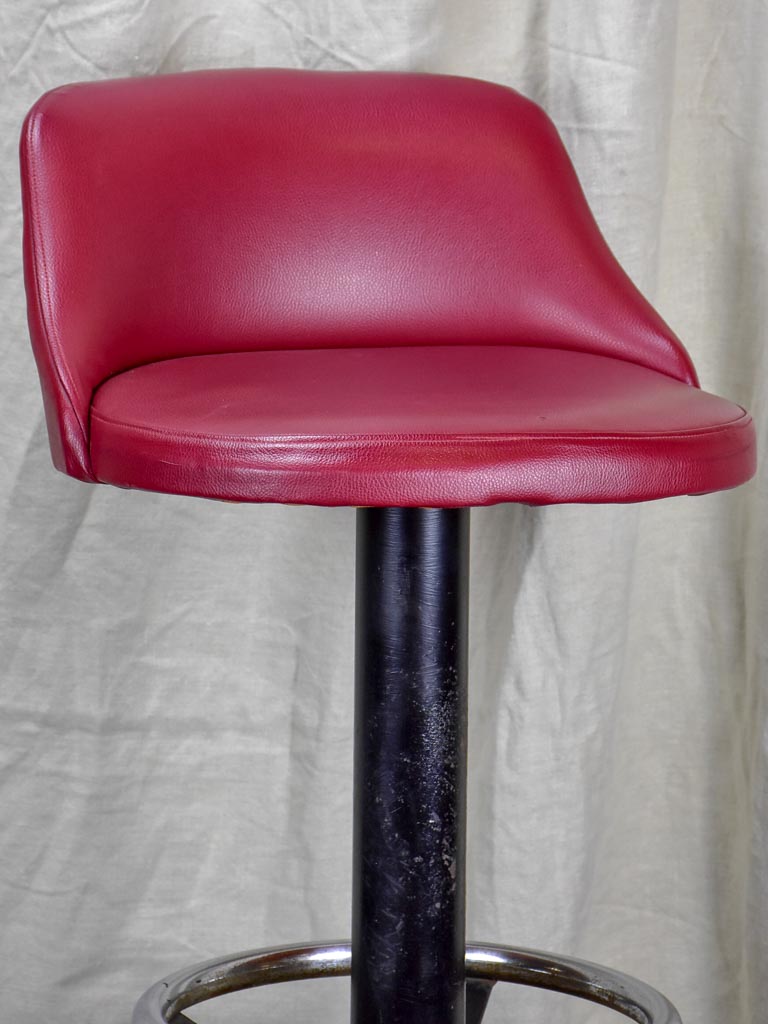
<box><xmin>132</xmin><ymin>941</ymin><xmax>682</xmax><ymax>1024</ymax></box>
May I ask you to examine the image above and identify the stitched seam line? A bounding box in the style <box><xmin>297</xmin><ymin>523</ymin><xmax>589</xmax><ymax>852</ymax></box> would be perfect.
<box><xmin>89</xmin><ymin>408</ymin><xmax>753</xmax><ymax>446</ymax></box>
<box><xmin>24</xmin><ymin>101</ymin><xmax>90</xmax><ymax>461</ymax></box>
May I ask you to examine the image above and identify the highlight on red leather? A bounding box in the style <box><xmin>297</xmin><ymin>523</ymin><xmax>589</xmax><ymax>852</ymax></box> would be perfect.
<box><xmin>20</xmin><ymin>69</ymin><xmax>756</xmax><ymax>506</ymax></box>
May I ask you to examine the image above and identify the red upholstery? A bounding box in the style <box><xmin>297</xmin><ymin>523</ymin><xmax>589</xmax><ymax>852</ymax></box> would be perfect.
<box><xmin>21</xmin><ymin>69</ymin><xmax>755</xmax><ymax>506</ymax></box>
<box><xmin>90</xmin><ymin>346</ymin><xmax>752</xmax><ymax>506</ymax></box>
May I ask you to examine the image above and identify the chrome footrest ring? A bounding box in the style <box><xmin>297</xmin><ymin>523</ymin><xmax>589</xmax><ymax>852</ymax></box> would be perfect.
<box><xmin>132</xmin><ymin>940</ymin><xmax>682</xmax><ymax>1024</ymax></box>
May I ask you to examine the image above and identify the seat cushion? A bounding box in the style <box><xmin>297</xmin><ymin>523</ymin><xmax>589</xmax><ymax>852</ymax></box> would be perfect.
<box><xmin>89</xmin><ymin>345</ymin><xmax>754</xmax><ymax>506</ymax></box>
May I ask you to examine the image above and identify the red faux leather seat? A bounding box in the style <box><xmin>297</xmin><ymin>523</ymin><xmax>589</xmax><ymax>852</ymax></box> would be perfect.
<box><xmin>89</xmin><ymin>346</ymin><xmax>751</xmax><ymax>507</ymax></box>
<box><xmin>21</xmin><ymin>69</ymin><xmax>755</xmax><ymax>506</ymax></box>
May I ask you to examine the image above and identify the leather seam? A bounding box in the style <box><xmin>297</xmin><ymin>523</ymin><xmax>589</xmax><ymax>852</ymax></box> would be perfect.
<box><xmin>23</xmin><ymin>98</ymin><xmax>92</xmax><ymax>471</ymax></box>
<box><xmin>89</xmin><ymin>408</ymin><xmax>753</xmax><ymax>446</ymax></box>
<box><xmin>89</xmin><ymin>344</ymin><xmax>699</xmax><ymax>392</ymax></box>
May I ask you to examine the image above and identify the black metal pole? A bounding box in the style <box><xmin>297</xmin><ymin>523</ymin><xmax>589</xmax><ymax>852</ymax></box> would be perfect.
<box><xmin>351</xmin><ymin>507</ymin><xmax>470</xmax><ymax>1024</ymax></box>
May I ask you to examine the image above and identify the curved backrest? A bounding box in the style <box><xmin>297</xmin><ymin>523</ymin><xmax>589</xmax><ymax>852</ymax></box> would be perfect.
<box><xmin>21</xmin><ymin>69</ymin><xmax>697</xmax><ymax>481</ymax></box>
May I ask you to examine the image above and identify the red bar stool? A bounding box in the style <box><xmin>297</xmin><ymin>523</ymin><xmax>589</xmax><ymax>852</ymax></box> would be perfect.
<box><xmin>20</xmin><ymin>69</ymin><xmax>755</xmax><ymax>1024</ymax></box>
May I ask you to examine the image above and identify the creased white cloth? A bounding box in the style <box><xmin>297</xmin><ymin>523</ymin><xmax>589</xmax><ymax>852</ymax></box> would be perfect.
<box><xmin>0</xmin><ymin>3</ymin><xmax>765</xmax><ymax>1022</ymax></box>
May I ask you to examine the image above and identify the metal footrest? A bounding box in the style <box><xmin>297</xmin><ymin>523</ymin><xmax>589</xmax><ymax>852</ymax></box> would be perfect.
<box><xmin>132</xmin><ymin>941</ymin><xmax>682</xmax><ymax>1023</ymax></box>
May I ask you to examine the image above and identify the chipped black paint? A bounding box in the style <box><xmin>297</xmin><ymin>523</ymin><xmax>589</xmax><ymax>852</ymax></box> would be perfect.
<box><xmin>351</xmin><ymin>507</ymin><xmax>470</xmax><ymax>1024</ymax></box>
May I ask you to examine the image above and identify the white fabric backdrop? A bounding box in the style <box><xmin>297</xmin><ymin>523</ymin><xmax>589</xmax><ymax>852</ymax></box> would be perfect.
<box><xmin>1</xmin><ymin>2</ymin><xmax>765</xmax><ymax>1022</ymax></box>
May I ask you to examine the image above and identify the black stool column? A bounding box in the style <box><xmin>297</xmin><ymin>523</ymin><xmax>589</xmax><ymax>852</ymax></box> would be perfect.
<box><xmin>352</xmin><ymin>507</ymin><xmax>469</xmax><ymax>1024</ymax></box>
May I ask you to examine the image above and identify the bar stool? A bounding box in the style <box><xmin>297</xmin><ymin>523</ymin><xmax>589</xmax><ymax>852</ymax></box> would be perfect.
<box><xmin>20</xmin><ymin>69</ymin><xmax>755</xmax><ymax>1023</ymax></box>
